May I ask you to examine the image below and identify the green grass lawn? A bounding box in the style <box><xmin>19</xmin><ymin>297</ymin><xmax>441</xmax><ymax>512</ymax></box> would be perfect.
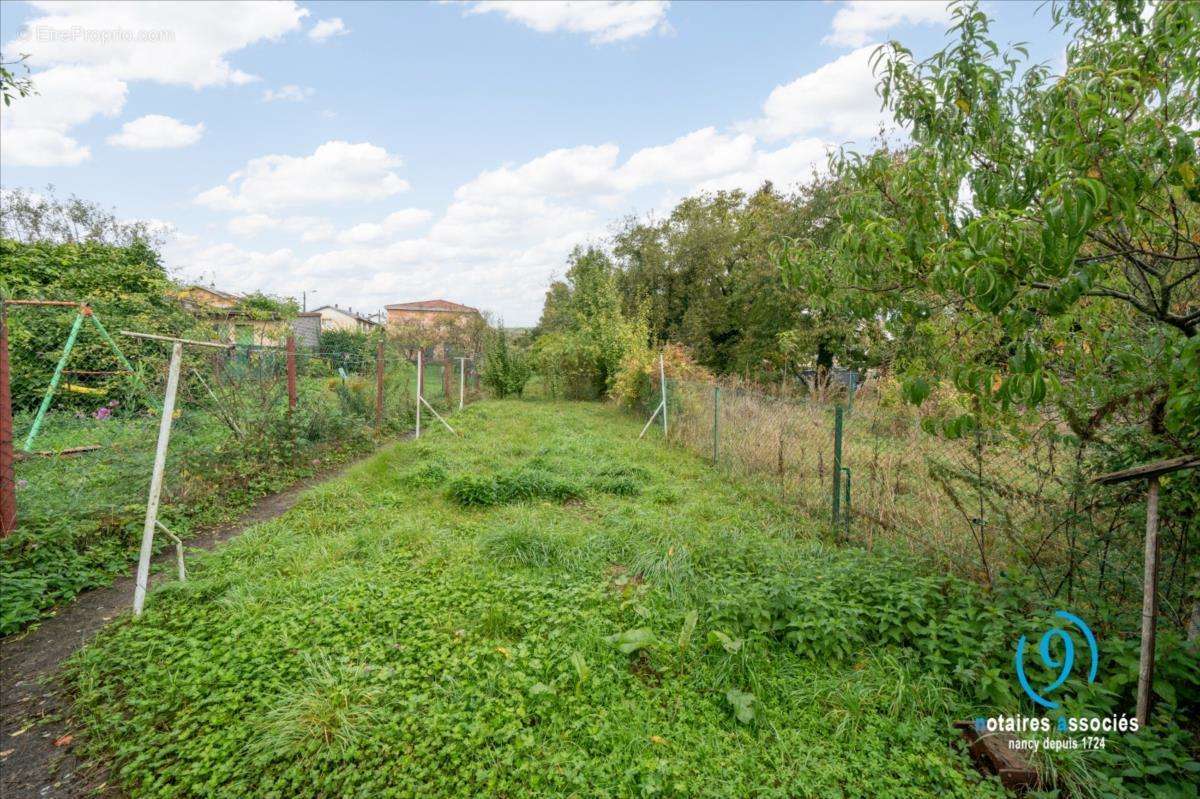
<box><xmin>61</xmin><ymin>401</ymin><xmax>1193</xmax><ymax>798</ymax></box>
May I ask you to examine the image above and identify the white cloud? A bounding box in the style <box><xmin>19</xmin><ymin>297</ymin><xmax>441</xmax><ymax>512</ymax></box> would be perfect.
<box><xmin>618</xmin><ymin>127</ymin><xmax>757</xmax><ymax>188</ymax></box>
<box><xmin>823</xmin><ymin>1</ymin><xmax>950</xmax><ymax>48</ymax></box>
<box><xmin>694</xmin><ymin>137</ymin><xmax>828</xmax><ymax>194</ymax></box>
<box><xmin>462</xmin><ymin>1</ymin><xmax>671</xmax><ymax>44</ymax></box>
<box><xmin>0</xmin><ymin>65</ymin><xmax>126</xmax><ymax>165</ymax></box>
<box><xmin>0</xmin><ymin>129</ymin><xmax>91</xmax><ymax>167</ymax></box>
<box><xmin>262</xmin><ymin>84</ymin><xmax>314</xmax><ymax>102</ymax></box>
<box><xmin>309</xmin><ymin>17</ymin><xmax>349</xmax><ymax>41</ymax></box>
<box><xmin>1</xmin><ymin>2</ymin><xmax>306</xmax><ymax>166</ymax></box>
<box><xmin>227</xmin><ymin>213</ymin><xmax>334</xmax><ymax>241</ymax></box>
<box><xmin>457</xmin><ymin>144</ymin><xmax>622</xmax><ymax>202</ymax></box>
<box><xmin>7</xmin><ymin>1</ymin><xmax>308</xmax><ymax>87</ymax></box>
<box><xmin>748</xmin><ymin>46</ymin><xmax>887</xmax><ymax>141</ymax></box>
<box><xmin>106</xmin><ymin>114</ymin><xmax>204</xmax><ymax>149</ymax></box>
<box><xmin>164</xmin><ymin>238</ymin><xmax>302</xmax><ymax>296</ymax></box>
<box><xmin>336</xmin><ymin>209</ymin><xmax>434</xmax><ymax>244</ymax></box>
<box><xmin>195</xmin><ymin>141</ymin><xmax>410</xmax><ymax>212</ymax></box>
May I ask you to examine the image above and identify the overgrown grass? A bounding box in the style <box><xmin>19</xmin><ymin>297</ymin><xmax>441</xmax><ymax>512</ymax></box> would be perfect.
<box><xmin>62</xmin><ymin>401</ymin><xmax>1198</xmax><ymax>798</ymax></box>
<box><xmin>0</xmin><ymin>373</ymin><xmax>384</xmax><ymax>634</ymax></box>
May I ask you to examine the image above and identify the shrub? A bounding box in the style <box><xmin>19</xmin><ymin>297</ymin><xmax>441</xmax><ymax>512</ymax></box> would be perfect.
<box><xmin>446</xmin><ymin>468</ymin><xmax>584</xmax><ymax>507</ymax></box>
<box><xmin>610</xmin><ymin>342</ymin><xmax>713</xmax><ymax>409</ymax></box>
<box><xmin>480</xmin><ymin>329</ymin><xmax>531</xmax><ymax>398</ymax></box>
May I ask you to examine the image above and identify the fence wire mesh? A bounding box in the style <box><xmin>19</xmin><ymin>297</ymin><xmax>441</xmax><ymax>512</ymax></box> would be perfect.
<box><xmin>645</xmin><ymin>374</ymin><xmax>1195</xmax><ymax>630</ymax></box>
<box><xmin>4</xmin><ymin>334</ymin><xmax>479</xmax><ymax>630</ymax></box>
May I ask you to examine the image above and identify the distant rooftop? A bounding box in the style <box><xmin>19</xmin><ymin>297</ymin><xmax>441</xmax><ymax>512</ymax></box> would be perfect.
<box><xmin>180</xmin><ymin>284</ymin><xmax>241</xmax><ymax>301</ymax></box>
<box><xmin>385</xmin><ymin>299</ymin><xmax>480</xmax><ymax>314</ymax></box>
<box><xmin>310</xmin><ymin>304</ymin><xmax>378</xmax><ymax>324</ymax></box>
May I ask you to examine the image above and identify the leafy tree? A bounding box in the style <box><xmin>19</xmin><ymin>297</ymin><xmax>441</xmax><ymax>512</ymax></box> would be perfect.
<box><xmin>1</xmin><ymin>186</ymin><xmax>167</xmax><ymax>248</ymax></box>
<box><xmin>0</xmin><ymin>51</ymin><xmax>35</xmax><ymax>106</ymax></box>
<box><xmin>779</xmin><ymin>0</ymin><xmax>1199</xmax><ymax>447</ymax></box>
<box><xmin>533</xmin><ymin>246</ymin><xmax>648</xmax><ymax>399</ymax></box>
<box><xmin>236</xmin><ymin>291</ymin><xmax>298</xmax><ymax>320</ymax></box>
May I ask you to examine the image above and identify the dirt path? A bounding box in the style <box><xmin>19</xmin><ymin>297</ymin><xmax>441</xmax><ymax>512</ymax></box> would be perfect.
<box><xmin>0</xmin><ymin>457</ymin><xmax>370</xmax><ymax>799</ymax></box>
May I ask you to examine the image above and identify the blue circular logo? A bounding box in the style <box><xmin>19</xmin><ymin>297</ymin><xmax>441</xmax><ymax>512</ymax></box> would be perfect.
<box><xmin>1015</xmin><ymin>610</ymin><xmax>1098</xmax><ymax>709</ymax></box>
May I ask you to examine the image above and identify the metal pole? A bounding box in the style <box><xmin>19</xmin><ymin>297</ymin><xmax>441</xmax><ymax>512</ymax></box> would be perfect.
<box><xmin>832</xmin><ymin>405</ymin><xmax>844</xmax><ymax>528</ymax></box>
<box><xmin>286</xmin><ymin>335</ymin><xmax>297</xmax><ymax>411</ymax></box>
<box><xmin>23</xmin><ymin>309</ymin><xmax>84</xmax><ymax>452</ymax></box>
<box><xmin>1137</xmin><ymin>476</ymin><xmax>1160</xmax><ymax>726</ymax></box>
<box><xmin>712</xmin><ymin>386</ymin><xmax>719</xmax><ymax>465</ymax></box>
<box><xmin>638</xmin><ymin>402</ymin><xmax>663</xmax><ymax>440</ymax></box>
<box><xmin>0</xmin><ymin>303</ymin><xmax>15</xmax><ymax>535</ymax></box>
<box><xmin>415</xmin><ymin>349</ymin><xmax>422</xmax><ymax>439</ymax></box>
<box><xmin>133</xmin><ymin>341</ymin><xmax>183</xmax><ymax>615</ymax></box>
<box><xmin>375</xmin><ymin>339</ymin><xmax>384</xmax><ymax>434</ymax></box>
<box><xmin>659</xmin><ymin>352</ymin><xmax>668</xmax><ymax>438</ymax></box>
<box><xmin>458</xmin><ymin>357</ymin><xmax>465</xmax><ymax>411</ymax></box>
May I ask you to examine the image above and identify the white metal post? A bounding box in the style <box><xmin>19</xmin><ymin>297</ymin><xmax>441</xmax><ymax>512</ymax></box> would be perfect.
<box><xmin>415</xmin><ymin>349</ymin><xmax>422</xmax><ymax>439</ymax></box>
<box><xmin>133</xmin><ymin>341</ymin><xmax>182</xmax><ymax>615</ymax></box>
<box><xmin>458</xmin><ymin>357</ymin><xmax>465</xmax><ymax>411</ymax></box>
<box><xmin>659</xmin><ymin>351</ymin><xmax>668</xmax><ymax>438</ymax></box>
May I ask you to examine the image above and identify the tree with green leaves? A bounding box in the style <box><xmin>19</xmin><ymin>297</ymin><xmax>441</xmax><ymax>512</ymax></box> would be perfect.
<box><xmin>0</xmin><ymin>51</ymin><xmax>35</xmax><ymax>107</ymax></box>
<box><xmin>779</xmin><ymin>0</ymin><xmax>1198</xmax><ymax>447</ymax></box>
<box><xmin>533</xmin><ymin>246</ymin><xmax>648</xmax><ymax>399</ymax></box>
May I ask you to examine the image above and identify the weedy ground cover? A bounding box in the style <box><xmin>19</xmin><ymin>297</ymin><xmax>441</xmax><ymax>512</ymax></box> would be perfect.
<box><xmin>63</xmin><ymin>401</ymin><xmax>1197</xmax><ymax>798</ymax></box>
<box><xmin>0</xmin><ymin>371</ymin><xmax>385</xmax><ymax>634</ymax></box>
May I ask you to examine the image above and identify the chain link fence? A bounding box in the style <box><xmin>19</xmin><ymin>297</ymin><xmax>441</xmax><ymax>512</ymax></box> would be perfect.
<box><xmin>1</xmin><ymin>332</ymin><xmax>480</xmax><ymax>633</ymax></box>
<box><xmin>640</xmin><ymin>373</ymin><xmax>1196</xmax><ymax>629</ymax></box>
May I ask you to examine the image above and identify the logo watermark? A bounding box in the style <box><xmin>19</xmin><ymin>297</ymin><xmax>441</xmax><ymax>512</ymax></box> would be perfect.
<box><xmin>1015</xmin><ymin>609</ymin><xmax>1098</xmax><ymax>709</ymax></box>
<box><xmin>14</xmin><ymin>26</ymin><xmax>175</xmax><ymax>44</ymax></box>
<box><xmin>974</xmin><ymin>611</ymin><xmax>1139</xmax><ymax>753</ymax></box>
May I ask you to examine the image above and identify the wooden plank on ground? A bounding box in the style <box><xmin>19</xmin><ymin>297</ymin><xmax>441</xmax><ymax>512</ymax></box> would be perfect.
<box><xmin>952</xmin><ymin>721</ymin><xmax>1039</xmax><ymax>792</ymax></box>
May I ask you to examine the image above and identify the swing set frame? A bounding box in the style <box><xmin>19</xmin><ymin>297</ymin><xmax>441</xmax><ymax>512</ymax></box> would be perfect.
<box><xmin>5</xmin><ymin>299</ymin><xmax>157</xmax><ymax>452</ymax></box>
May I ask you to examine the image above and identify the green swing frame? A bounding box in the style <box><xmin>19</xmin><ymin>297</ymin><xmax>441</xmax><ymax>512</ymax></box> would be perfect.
<box><xmin>7</xmin><ymin>300</ymin><xmax>158</xmax><ymax>452</ymax></box>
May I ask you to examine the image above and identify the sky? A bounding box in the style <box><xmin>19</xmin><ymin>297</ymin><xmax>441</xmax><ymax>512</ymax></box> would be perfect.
<box><xmin>0</xmin><ymin>1</ymin><xmax>1065</xmax><ymax>325</ymax></box>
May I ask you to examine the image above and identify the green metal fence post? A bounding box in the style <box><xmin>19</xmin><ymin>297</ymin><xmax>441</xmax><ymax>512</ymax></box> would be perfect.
<box><xmin>712</xmin><ymin>386</ymin><xmax>720</xmax><ymax>465</ymax></box>
<box><xmin>23</xmin><ymin>309</ymin><xmax>85</xmax><ymax>452</ymax></box>
<box><xmin>831</xmin><ymin>404</ymin><xmax>844</xmax><ymax>527</ymax></box>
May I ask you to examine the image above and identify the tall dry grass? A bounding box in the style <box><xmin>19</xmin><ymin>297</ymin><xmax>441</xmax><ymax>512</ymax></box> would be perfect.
<box><xmin>661</xmin><ymin>376</ymin><xmax>1140</xmax><ymax>598</ymax></box>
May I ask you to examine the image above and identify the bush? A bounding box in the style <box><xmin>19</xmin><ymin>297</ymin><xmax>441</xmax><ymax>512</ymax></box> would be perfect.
<box><xmin>480</xmin><ymin>329</ymin><xmax>531</xmax><ymax>398</ymax></box>
<box><xmin>446</xmin><ymin>468</ymin><xmax>584</xmax><ymax>507</ymax></box>
<box><xmin>610</xmin><ymin>342</ymin><xmax>712</xmax><ymax>409</ymax></box>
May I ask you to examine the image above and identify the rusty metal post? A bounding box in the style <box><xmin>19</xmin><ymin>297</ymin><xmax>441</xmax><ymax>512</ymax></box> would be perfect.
<box><xmin>0</xmin><ymin>302</ymin><xmax>16</xmax><ymax>536</ymax></box>
<box><xmin>286</xmin><ymin>335</ymin><xmax>297</xmax><ymax>411</ymax></box>
<box><xmin>375</xmin><ymin>338</ymin><xmax>384</xmax><ymax>434</ymax></box>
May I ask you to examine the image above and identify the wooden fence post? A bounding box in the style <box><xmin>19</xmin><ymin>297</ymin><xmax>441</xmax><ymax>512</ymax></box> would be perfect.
<box><xmin>1138</xmin><ymin>476</ymin><xmax>1160</xmax><ymax>727</ymax></box>
<box><xmin>286</xmin><ymin>335</ymin><xmax>297</xmax><ymax>411</ymax></box>
<box><xmin>1093</xmin><ymin>455</ymin><xmax>1200</xmax><ymax>727</ymax></box>
<box><xmin>0</xmin><ymin>302</ymin><xmax>16</xmax><ymax>536</ymax></box>
<box><xmin>375</xmin><ymin>338</ymin><xmax>384</xmax><ymax>434</ymax></box>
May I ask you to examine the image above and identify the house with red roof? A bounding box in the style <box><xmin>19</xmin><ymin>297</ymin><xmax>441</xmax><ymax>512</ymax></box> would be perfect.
<box><xmin>384</xmin><ymin>299</ymin><xmax>484</xmax><ymax>357</ymax></box>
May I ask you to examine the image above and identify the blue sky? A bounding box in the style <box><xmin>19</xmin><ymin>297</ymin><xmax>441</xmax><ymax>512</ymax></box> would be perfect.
<box><xmin>0</xmin><ymin>1</ymin><xmax>1064</xmax><ymax>325</ymax></box>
